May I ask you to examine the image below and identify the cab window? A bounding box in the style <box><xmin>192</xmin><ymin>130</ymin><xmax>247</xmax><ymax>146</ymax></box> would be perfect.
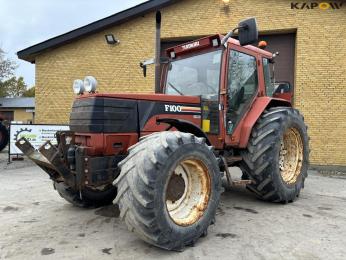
<box><xmin>226</xmin><ymin>50</ymin><xmax>258</xmax><ymax>134</ymax></box>
<box><xmin>263</xmin><ymin>58</ymin><xmax>274</xmax><ymax>96</ymax></box>
<box><xmin>165</xmin><ymin>50</ymin><xmax>222</xmax><ymax>100</ymax></box>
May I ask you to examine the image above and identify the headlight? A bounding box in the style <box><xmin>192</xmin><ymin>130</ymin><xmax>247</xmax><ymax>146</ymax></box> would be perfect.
<box><xmin>84</xmin><ymin>76</ymin><xmax>97</xmax><ymax>93</ymax></box>
<box><xmin>73</xmin><ymin>79</ymin><xmax>84</xmax><ymax>95</ymax></box>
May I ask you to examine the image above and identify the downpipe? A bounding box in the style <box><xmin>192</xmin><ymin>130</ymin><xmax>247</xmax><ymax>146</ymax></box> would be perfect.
<box><xmin>154</xmin><ymin>11</ymin><xmax>161</xmax><ymax>93</ymax></box>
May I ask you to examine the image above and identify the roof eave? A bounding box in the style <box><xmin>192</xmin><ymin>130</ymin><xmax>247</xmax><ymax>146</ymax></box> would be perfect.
<box><xmin>17</xmin><ymin>0</ymin><xmax>178</xmax><ymax>63</ymax></box>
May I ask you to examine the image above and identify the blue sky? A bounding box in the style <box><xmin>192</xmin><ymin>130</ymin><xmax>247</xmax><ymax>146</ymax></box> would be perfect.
<box><xmin>0</xmin><ymin>0</ymin><xmax>147</xmax><ymax>87</ymax></box>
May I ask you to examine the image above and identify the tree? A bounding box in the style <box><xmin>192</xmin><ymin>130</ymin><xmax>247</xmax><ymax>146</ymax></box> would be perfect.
<box><xmin>0</xmin><ymin>83</ymin><xmax>6</xmax><ymax>97</ymax></box>
<box><xmin>23</xmin><ymin>86</ymin><xmax>35</xmax><ymax>97</ymax></box>
<box><xmin>0</xmin><ymin>48</ymin><xmax>17</xmax><ymax>97</ymax></box>
<box><xmin>1</xmin><ymin>76</ymin><xmax>27</xmax><ymax>97</ymax></box>
<box><xmin>0</xmin><ymin>48</ymin><xmax>31</xmax><ymax>97</ymax></box>
<box><xmin>0</xmin><ymin>49</ymin><xmax>16</xmax><ymax>80</ymax></box>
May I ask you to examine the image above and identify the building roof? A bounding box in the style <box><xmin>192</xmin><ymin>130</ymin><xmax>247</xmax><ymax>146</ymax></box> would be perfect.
<box><xmin>0</xmin><ymin>98</ymin><xmax>35</xmax><ymax>109</ymax></box>
<box><xmin>17</xmin><ymin>0</ymin><xmax>179</xmax><ymax>63</ymax></box>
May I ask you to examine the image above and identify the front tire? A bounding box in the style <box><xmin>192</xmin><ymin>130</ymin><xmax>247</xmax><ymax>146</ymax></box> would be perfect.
<box><xmin>54</xmin><ymin>182</ymin><xmax>117</xmax><ymax>208</ymax></box>
<box><xmin>240</xmin><ymin>107</ymin><xmax>309</xmax><ymax>203</ymax></box>
<box><xmin>114</xmin><ymin>131</ymin><xmax>222</xmax><ymax>250</ymax></box>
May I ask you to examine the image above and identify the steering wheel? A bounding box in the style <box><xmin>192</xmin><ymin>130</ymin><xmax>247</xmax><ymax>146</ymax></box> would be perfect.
<box><xmin>206</xmin><ymin>84</ymin><xmax>217</xmax><ymax>95</ymax></box>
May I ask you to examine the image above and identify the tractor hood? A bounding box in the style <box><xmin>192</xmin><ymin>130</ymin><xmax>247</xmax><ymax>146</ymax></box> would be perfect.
<box><xmin>70</xmin><ymin>93</ymin><xmax>201</xmax><ymax>133</ymax></box>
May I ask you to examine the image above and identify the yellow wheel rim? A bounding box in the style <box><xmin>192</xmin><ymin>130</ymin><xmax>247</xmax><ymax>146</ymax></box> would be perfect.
<box><xmin>166</xmin><ymin>159</ymin><xmax>211</xmax><ymax>226</ymax></box>
<box><xmin>279</xmin><ymin>127</ymin><xmax>304</xmax><ymax>185</ymax></box>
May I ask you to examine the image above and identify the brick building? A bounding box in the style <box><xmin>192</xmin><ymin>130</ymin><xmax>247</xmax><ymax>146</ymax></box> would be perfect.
<box><xmin>17</xmin><ymin>0</ymin><xmax>346</xmax><ymax>167</ymax></box>
<box><xmin>0</xmin><ymin>97</ymin><xmax>35</xmax><ymax>123</ymax></box>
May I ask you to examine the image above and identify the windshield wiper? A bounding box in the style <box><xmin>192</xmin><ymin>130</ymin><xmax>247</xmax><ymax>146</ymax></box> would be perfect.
<box><xmin>168</xmin><ymin>82</ymin><xmax>184</xmax><ymax>96</ymax></box>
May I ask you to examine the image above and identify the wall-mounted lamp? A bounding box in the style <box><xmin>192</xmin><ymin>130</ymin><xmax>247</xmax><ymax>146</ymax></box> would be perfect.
<box><xmin>222</xmin><ymin>0</ymin><xmax>230</xmax><ymax>13</ymax></box>
<box><xmin>105</xmin><ymin>34</ymin><xmax>120</xmax><ymax>45</ymax></box>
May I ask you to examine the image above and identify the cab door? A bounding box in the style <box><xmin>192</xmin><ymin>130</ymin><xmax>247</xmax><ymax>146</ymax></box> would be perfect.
<box><xmin>225</xmin><ymin>48</ymin><xmax>259</xmax><ymax>135</ymax></box>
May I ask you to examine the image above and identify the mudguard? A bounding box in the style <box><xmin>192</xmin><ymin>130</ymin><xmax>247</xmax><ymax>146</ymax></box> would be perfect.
<box><xmin>157</xmin><ymin>118</ymin><xmax>211</xmax><ymax>145</ymax></box>
<box><xmin>237</xmin><ymin>97</ymin><xmax>291</xmax><ymax>148</ymax></box>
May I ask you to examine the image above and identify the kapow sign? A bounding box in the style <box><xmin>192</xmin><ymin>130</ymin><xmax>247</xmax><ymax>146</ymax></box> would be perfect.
<box><xmin>291</xmin><ymin>2</ymin><xmax>343</xmax><ymax>10</ymax></box>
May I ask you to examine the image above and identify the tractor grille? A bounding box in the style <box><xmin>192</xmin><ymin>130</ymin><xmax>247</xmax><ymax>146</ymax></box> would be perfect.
<box><xmin>70</xmin><ymin>97</ymin><xmax>138</xmax><ymax>133</ymax></box>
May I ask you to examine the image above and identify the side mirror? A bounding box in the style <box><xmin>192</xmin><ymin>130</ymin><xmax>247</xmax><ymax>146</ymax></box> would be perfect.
<box><xmin>238</xmin><ymin>18</ymin><xmax>258</xmax><ymax>46</ymax></box>
<box><xmin>273</xmin><ymin>82</ymin><xmax>293</xmax><ymax>102</ymax></box>
<box><xmin>274</xmin><ymin>82</ymin><xmax>291</xmax><ymax>94</ymax></box>
<box><xmin>139</xmin><ymin>57</ymin><xmax>169</xmax><ymax>78</ymax></box>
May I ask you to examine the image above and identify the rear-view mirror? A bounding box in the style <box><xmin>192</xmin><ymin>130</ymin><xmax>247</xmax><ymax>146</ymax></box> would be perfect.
<box><xmin>238</xmin><ymin>18</ymin><xmax>258</xmax><ymax>46</ymax></box>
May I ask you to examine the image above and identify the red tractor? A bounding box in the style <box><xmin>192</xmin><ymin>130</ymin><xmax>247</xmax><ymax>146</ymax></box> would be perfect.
<box><xmin>0</xmin><ymin>118</ymin><xmax>9</xmax><ymax>152</ymax></box>
<box><xmin>16</xmin><ymin>17</ymin><xmax>309</xmax><ymax>251</ymax></box>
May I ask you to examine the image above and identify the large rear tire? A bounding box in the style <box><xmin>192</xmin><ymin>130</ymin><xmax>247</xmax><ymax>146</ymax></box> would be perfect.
<box><xmin>114</xmin><ymin>131</ymin><xmax>222</xmax><ymax>250</ymax></box>
<box><xmin>240</xmin><ymin>107</ymin><xmax>309</xmax><ymax>203</ymax></box>
<box><xmin>54</xmin><ymin>182</ymin><xmax>117</xmax><ymax>208</ymax></box>
<box><xmin>0</xmin><ymin>123</ymin><xmax>9</xmax><ymax>152</ymax></box>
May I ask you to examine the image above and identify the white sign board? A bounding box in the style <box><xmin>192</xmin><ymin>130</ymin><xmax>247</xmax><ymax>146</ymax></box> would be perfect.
<box><xmin>9</xmin><ymin>124</ymin><xmax>70</xmax><ymax>155</ymax></box>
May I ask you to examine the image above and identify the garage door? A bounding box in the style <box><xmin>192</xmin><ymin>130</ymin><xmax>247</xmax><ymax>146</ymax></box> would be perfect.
<box><xmin>258</xmin><ymin>33</ymin><xmax>296</xmax><ymax>88</ymax></box>
<box><xmin>161</xmin><ymin>33</ymin><xmax>296</xmax><ymax>87</ymax></box>
<box><xmin>0</xmin><ymin>111</ymin><xmax>14</xmax><ymax>122</ymax></box>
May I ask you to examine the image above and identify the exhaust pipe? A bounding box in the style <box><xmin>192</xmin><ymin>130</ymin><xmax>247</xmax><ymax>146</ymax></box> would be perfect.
<box><xmin>154</xmin><ymin>11</ymin><xmax>161</xmax><ymax>93</ymax></box>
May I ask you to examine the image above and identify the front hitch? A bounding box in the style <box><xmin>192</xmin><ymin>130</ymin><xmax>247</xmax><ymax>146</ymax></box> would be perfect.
<box><xmin>15</xmin><ymin>134</ymin><xmax>76</xmax><ymax>188</ymax></box>
<box><xmin>38</xmin><ymin>140</ymin><xmax>75</xmax><ymax>186</ymax></box>
<box><xmin>15</xmin><ymin>138</ymin><xmax>57</xmax><ymax>174</ymax></box>
<box><xmin>15</xmin><ymin>132</ymin><xmax>124</xmax><ymax>192</ymax></box>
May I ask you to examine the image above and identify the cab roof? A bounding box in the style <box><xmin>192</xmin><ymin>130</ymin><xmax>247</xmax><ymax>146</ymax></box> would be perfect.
<box><xmin>166</xmin><ymin>34</ymin><xmax>272</xmax><ymax>58</ymax></box>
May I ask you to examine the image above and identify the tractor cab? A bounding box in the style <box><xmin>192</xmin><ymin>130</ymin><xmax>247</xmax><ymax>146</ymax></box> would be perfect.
<box><xmin>159</xmin><ymin>29</ymin><xmax>284</xmax><ymax>147</ymax></box>
<box><xmin>163</xmin><ymin>36</ymin><xmax>223</xmax><ymax>136</ymax></box>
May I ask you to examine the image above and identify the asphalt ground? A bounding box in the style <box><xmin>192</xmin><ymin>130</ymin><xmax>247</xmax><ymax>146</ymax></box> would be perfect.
<box><xmin>1</xmin><ymin>149</ymin><xmax>346</xmax><ymax>260</ymax></box>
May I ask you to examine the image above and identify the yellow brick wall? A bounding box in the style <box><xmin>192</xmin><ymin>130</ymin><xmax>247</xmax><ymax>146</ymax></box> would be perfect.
<box><xmin>14</xmin><ymin>109</ymin><xmax>34</xmax><ymax>123</ymax></box>
<box><xmin>34</xmin><ymin>0</ymin><xmax>346</xmax><ymax>166</ymax></box>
